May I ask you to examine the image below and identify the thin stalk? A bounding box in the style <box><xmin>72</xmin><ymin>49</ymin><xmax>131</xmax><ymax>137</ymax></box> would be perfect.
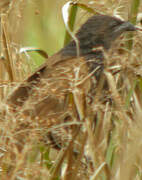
<box><xmin>63</xmin><ymin>4</ymin><xmax>78</xmax><ymax>46</ymax></box>
<box><xmin>126</xmin><ymin>0</ymin><xmax>140</xmax><ymax>50</ymax></box>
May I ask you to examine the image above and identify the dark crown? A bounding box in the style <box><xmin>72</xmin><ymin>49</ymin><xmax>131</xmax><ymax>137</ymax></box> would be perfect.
<box><xmin>62</xmin><ymin>15</ymin><xmax>136</xmax><ymax>57</ymax></box>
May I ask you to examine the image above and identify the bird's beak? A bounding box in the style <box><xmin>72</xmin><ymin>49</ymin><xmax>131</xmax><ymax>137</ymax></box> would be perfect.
<box><xmin>123</xmin><ymin>21</ymin><xmax>137</xmax><ymax>31</ymax></box>
<box><xmin>121</xmin><ymin>21</ymin><xmax>142</xmax><ymax>32</ymax></box>
<box><xmin>115</xmin><ymin>21</ymin><xmax>137</xmax><ymax>33</ymax></box>
<box><xmin>118</xmin><ymin>21</ymin><xmax>142</xmax><ymax>32</ymax></box>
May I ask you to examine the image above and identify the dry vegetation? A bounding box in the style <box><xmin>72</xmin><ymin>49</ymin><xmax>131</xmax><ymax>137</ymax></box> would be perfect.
<box><xmin>0</xmin><ymin>0</ymin><xmax>142</xmax><ymax>180</ymax></box>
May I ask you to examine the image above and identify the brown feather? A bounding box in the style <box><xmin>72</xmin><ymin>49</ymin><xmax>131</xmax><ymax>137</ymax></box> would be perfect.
<box><xmin>8</xmin><ymin>54</ymin><xmax>91</xmax><ymax>119</ymax></box>
<box><xmin>6</xmin><ymin>15</ymin><xmax>137</xmax><ymax>151</ymax></box>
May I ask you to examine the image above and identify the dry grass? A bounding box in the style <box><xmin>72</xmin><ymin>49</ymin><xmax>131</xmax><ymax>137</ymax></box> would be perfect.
<box><xmin>0</xmin><ymin>0</ymin><xmax>142</xmax><ymax>180</ymax></box>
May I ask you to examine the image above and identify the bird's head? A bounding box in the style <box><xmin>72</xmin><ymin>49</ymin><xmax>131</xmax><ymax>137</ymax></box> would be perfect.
<box><xmin>77</xmin><ymin>15</ymin><xmax>136</xmax><ymax>51</ymax></box>
<box><xmin>62</xmin><ymin>15</ymin><xmax>137</xmax><ymax>56</ymax></box>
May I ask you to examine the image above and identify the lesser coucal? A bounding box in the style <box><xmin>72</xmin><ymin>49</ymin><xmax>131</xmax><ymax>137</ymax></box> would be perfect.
<box><xmin>7</xmin><ymin>15</ymin><xmax>137</xmax><ymax>126</ymax></box>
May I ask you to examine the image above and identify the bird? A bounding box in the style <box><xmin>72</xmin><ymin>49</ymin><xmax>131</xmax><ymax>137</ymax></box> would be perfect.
<box><xmin>7</xmin><ymin>15</ymin><xmax>137</xmax><ymax>149</ymax></box>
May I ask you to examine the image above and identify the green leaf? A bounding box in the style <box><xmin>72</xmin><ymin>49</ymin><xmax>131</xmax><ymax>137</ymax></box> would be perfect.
<box><xmin>20</xmin><ymin>47</ymin><xmax>48</xmax><ymax>58</ymax></box>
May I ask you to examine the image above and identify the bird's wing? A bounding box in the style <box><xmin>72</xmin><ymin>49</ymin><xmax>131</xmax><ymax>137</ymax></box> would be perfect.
<box><xmin>7</xmin><ymin>52</ymin><xmax>91</xmax><ymax>115</ymax></box>
<box><xmin>7</xmin><ymin>52</ymin><xmax>63</xmax><ymax>107</ymax></box>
